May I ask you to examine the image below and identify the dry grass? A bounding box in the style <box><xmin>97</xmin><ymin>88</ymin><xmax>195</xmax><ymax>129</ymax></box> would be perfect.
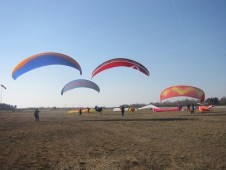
<box><xmin>0</xmin><ymin>108</ymin><xmax>226</xmax><ymax>170</ymax></box>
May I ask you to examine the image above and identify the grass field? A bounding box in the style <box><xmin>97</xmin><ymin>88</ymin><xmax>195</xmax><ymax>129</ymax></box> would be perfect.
<box><xmin>0</xmin><ymin>107</ymin><xmax>226</xmax><ymax>170</ymax></box>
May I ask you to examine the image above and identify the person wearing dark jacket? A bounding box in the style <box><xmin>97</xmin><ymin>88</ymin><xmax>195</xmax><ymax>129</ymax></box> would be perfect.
<box><xmin>79</xmin><ymin>108</ymin><xmax>82</xmax><ymax>116</ymax></box>
<box><xmin>34</xmin><ymin>108</ymin><xmax>40</xmax><ymax>122</ymax></box>
<box><xmin>190</xmin><ymin>104</ymin><xmax>195</xmax><ymax>114</ymax></box>
<box><xmin>120</xmin><ymin>105</ymin><xmax>125</xmax><ymax>117</ymax></box>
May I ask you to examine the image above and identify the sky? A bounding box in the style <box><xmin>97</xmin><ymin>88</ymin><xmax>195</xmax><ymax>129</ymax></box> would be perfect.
<box><xmin>0</xmin><ymin>0</ymin><xmax>226</xmax><ymax>108</ymax></box>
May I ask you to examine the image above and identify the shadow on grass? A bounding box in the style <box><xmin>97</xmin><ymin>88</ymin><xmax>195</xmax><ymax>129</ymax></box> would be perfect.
<box><xmin>80</xmin><ymin>117</ymin><xmax>198</xmax><ymax>122</ymax></box>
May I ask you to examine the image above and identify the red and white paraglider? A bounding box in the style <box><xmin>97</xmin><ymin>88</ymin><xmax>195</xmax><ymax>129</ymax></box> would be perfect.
<box><xmin>91</xmin><ymin>58</ymin><xmax>150</xmax><ymax>78</ymax></box>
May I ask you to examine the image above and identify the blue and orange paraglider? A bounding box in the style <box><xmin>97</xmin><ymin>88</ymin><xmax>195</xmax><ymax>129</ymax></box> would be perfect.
<box><xmin>61</xmin><ymin>79</ymin><xmax>100</xmax><ymax>95</ymax></box>
<box><xmin>91</xmin><ymin>58</ymin><xmax>150</xmax><ymax>78</ymax></box>
<box><xmin>12</xmin><ymin>52</ymin><xmax>82</xmax><ymax>80</ymax></box>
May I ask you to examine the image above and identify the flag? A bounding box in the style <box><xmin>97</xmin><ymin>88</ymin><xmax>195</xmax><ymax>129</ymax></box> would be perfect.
<box><xmin>1</xmin><ymin>84</ymin><xmax>6</xmax><ymax>89</ymax></box>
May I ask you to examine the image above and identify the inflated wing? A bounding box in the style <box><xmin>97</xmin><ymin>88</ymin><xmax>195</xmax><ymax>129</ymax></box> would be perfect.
<box><xmin>12</xmin><ymin>52</ymin><xmax>82</xmax><ymax>80</ymax></box>
<box><xmin>198</xmin><ymin>105</ymin><xmax>214</xmax><ymax>112</ymax></box>
<box><xmin>153</xmin><ymin>107</ymin><xmax>181</xmax><ymax>112</ymax></box>
<box><xmin>91</xmin><ymin>58</ymin><xmax>150</xmax><ymax>78</ymax></box>
<box><xmin>68</xmin><ymin>108</ymin><xmax>95</xmax><ymax>113</ymax></box>
<box><xmin>138</xmin><ymin>104</ymin><xmax>159</xmax><ymax>110</ymax></box>
<box><xmin>160</xmin><ymin>85</ymin><xmax>205</xmax><ymax>102</ymax></box>
<box><xmin>61</xmin><ymin>79</ymin><xmax>100</xmax><ymax>95</ymax></box>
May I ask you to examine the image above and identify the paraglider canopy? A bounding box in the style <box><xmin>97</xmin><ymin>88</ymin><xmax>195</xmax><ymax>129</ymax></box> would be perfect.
<box><xmin>61</xmin><ymin>79</ymin><xmax>100</xmax><ymax>95</ymax></box>
<box><xmin>160</xmin><ymin>85</ymin><xmax>205</xmax><ymax>102</ymax></box>
<box><xmin>91</xmin><ymin>58</ymin><xmax>150</xmax><ymax>78</ymax></box>
<box><xmin>12</xmin><ymin>52</ymin><xmax>82</xmax><ymax>80</ymax></box>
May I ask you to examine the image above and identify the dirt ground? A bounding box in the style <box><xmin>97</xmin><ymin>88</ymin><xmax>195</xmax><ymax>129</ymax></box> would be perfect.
<box><xmin>0</xmin><ymin>107</ymin><xmax>226</xmax><ymax>170</ymax></box>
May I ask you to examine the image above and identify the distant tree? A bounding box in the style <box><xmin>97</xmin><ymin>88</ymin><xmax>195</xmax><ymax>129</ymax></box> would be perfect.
<box><xmin>0</xmin><ymin>103</ymin><xmax>17</xmax><ymax>110</ymax></box>
<box><xmin>122</xmin><ymin>97</ymin><xmax>226</xmax><ymax>109</ymax></box>
<box><xmin>130</xmin><ymin>103</ymin><xmax>146</xmax><ymax>108</ymax></box>
<box><xmin>151</xmin><ymin>99</ymin><xmax>198</xmax><ymax>107</ymax></box>
<box><xmin>219</xmin><ymin>97</ymin><xmax>226</xmax><ymax>105</ymax></box>
<box><xmin>205</xmin><ymin>97</ymin><xmax>220</xmax><ymax>105</ymax></box>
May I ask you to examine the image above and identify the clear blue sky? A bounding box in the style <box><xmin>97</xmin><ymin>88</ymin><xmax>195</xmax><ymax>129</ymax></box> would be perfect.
<box><xmin>0</xmin><ymin>0</ymin><xmax>225</xmax><ymax>108</ymax></box>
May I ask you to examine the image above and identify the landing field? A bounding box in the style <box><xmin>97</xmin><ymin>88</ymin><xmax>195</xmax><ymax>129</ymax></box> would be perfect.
<box><xmin>0</xmin><ymin>108</ymin><xmax>225</xmax><ymax>169</ymax></box>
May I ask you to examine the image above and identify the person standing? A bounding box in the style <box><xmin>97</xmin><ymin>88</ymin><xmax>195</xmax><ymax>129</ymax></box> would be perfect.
<box><xmin>34</xmin><ymin>108</ymin><xmax>40</xmax><ymax>122</ymax></box>
<box><xmin>79</xmin><ymin>108</ymin><xmax>82</xmax><ymax>116</ymax></box>
<box><xmin>120</xmin><ymin>105</ymin><xmax>125</xmax><ymax>117</ymax></box>
<box><xmin>177</xmin><ymin>103</ymin><xmax>182</xmax><ymax>111</ymax></box>
<box><xmin>187</xmin><ymin>104</ymin><xmax>190</xmax><ymax>112</ymax></box>
<box><xmin>190</xmin><ymin>104</ymin><xmax>195</xmax><ymax>114</ymax></box>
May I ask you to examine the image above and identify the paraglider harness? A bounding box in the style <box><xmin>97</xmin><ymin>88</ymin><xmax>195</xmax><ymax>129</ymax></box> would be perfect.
<box><xmin>95</xmin><ymin>106</ymin><xmax>102</xmax><ymax>113</ymax></box>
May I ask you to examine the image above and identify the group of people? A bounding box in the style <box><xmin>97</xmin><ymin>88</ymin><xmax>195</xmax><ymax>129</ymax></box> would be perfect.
<box><xmin>177</xmin><ymin>103</ymin><xmax>196</xmax><ymax>114</ymax></box>
<box><xmin>79</xmin><ymin>107</ymin><xmax>91</xmax><ymax>116</ymax></box>
<box><xmin>34</xmin><ymin>104</ymin><xmax>197</xmax><ymax>121</ymax></box>
<box><xmin>187</xmin><ymin>104</ymin><xmax>195</xmax><ymax>114</ymax></box>
<box><xmin>79</xmin><ymin>105</ymin><xmax>126</xmax><ymax>117</ymax></box>
<box><xmin>33</xmin><ymin>107</ymin><xmax>91</xmax><ymax>121</ymax></box>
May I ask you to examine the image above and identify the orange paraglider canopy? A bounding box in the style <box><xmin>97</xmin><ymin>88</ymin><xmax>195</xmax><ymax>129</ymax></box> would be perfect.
<box><xmin>160</xmin><ymin>85</ymin><xmax>205</xmax><ymax>102</ymax></box>
<box><xmin>198</xmin><ymin>105</ymin><xmax>214</xmax><ymax>112</ymax></box>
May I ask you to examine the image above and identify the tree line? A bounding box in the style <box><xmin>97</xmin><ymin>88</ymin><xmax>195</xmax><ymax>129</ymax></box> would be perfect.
<box><xmin>151</xmin><ymin>97</ymin><xmax>226</xmax><ymax>107</ymax></box>
<box><xmin>0</xmin><ymin>103</ymin><xmax>17</xmax><ymax>110</ymax></box>
<box><xmin>0</xmin><ymin>97</ymin><xmax>225</xmax><ymax>110</ymax></box>
<box><xmin>125</xmin><ymin>97</ymin><xmax>226</xmax><ymax>108</ymax></box>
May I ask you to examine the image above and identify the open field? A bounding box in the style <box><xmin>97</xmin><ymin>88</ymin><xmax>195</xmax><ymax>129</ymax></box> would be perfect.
<box><xmin>0</xmin><ymin>108</ymin><xmax>226</xmax><ymax>170</ymax></box>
